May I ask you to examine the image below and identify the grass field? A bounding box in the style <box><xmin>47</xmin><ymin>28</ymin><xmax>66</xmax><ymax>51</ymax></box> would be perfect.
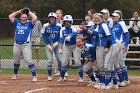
<box><xmin>0</xmin><ymin>38</ymin><xmax>47</xmax><ymax>59</ymax></box>
<box><xmin>0</xmin><ymin>68</ymin><xmax>140</xmax><ymax>76</ymax></box>
<box><xmin>0</xmin><ymin>68</ymin><xmax>78</xmax><ymax>74</ymax></box>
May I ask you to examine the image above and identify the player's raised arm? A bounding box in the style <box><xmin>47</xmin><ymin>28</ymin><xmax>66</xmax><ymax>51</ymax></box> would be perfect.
<box><xmin>9</xmin><ymin>9</ymin><xmax>22</xmax><ymax>23</ymax></box>
<box><xmin>29</xmin><ymin>11</ymin><xmax>37</xmax><ymax>25</ymax></box>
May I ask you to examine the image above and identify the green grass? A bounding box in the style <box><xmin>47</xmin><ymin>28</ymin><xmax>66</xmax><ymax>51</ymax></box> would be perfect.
<box><xmin>1</xmin><ymin>69</ymin><xmax>140</xmax><ymax>76</ymax></box>
<box><xmin>128</xmin><ymin>70</ymin><xmax>140</xmax><ymax>76</ymax></box>
<box><xmin>0</xmin><ymin>38</ymin><xmax>47</xmax><ymax>59</ymax></box>
<box><xmin>0</xmin><ymin>68</ymin><xmax>78</xmax><ymax>74</ymax></box>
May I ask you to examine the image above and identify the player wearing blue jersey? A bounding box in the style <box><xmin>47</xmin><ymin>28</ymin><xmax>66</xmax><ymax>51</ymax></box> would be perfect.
<box><xmin>79</xmin><ymin>16</ymin><xmax>94</xmax><ymax>44</ymax></box>
<box><xmin>76</xmin><ymin>37</ymin><xmax>97</xmax><ymax>86</ymax></box>
<box><xmin>58</xmin><ymin>15</ymin><xmax>83</xmax><ymax>82</ymax></box>
<box><xmin>100</xmin><ymin>9</ymin><xmax>113</xmax><ymax>28</ymax></box>
<box><xmin>81</xmin><ymin>13</ymin><xmax>121</xmax><ymax>89</ymax></box>
<box><xmin>41</xmin><ymin>12</ymin><xmax>62</xmax><ymax>81</ymax></box>
<box><xmin>9</xmin><ymin>8</ymin><xmax>37</xmax><ymax>81</ymax></box>
<box><xmin>112</xmin><ymin>11</ymin><xmax>131</xmax><ymax>86</ymax></box>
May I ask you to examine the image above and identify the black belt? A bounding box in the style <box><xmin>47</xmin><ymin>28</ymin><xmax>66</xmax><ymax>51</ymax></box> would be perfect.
<box><xmin>16</xmin><ymin>41</ymin><xmax>30</xmax><ymax>45</ymax></box>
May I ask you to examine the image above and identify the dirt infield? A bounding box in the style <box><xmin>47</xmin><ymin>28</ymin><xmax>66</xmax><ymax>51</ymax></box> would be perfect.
<box><xmin>0</xmin><ymin>74</ymin><xmax>140</xmax><ymax>93</ymax></box>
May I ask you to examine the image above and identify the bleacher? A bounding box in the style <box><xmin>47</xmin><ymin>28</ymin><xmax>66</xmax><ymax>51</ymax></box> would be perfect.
<box><xmin>125</xmin><ymin>44</ymin><xmax>140</xmax><ymax>69</ymax></box>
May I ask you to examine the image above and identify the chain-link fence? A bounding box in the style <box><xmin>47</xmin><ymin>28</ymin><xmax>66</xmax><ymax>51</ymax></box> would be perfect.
<box><xmin>0</xmin><ymin>0</ymin><xmax>140</xmax><ymax>73</ymax></box>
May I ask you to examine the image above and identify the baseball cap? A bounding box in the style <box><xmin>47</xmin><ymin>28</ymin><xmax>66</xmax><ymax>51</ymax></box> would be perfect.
<box><xmin>100</xmin><ymin>9</ymin><xmax>109</xmax><ymax>14</ymax></box>
<box><xmin>111</xmin><ymin>12</ymin><xmax>120</xmax><ymax>18</ymax></box>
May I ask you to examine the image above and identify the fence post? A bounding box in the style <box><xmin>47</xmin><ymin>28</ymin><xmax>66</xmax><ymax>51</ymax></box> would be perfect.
<box><xmin>82</xmin><ymin>0</ymin><xmax>86</xmax><ymax>20</ymax></box>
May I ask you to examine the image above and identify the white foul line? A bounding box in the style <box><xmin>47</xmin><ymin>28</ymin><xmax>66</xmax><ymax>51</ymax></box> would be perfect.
<box><xmin>24</xmin><ymin>87</ymin><xmax>49</xmax><ymax>93</ymax></box>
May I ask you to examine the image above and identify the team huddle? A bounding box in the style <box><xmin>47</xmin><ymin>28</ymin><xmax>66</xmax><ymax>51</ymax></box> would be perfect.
<box><xmin>8</xmin><ymin>8</ymin><xmax>130</xmax><ymax>90</ymax></box>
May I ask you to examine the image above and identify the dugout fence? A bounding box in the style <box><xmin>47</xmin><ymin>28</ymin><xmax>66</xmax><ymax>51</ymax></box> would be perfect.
<box><xmin>0</xmin><ymin>18</ymin><xmax>140</xmax><ymax>74</ymax></box>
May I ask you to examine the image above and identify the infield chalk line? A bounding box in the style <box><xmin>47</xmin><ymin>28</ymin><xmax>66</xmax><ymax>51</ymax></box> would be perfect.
<box><xmin>24</xmin><ymin>87</ymin><xmax>49</xmax><ymax>93</ymax></box>
<box><xmin>0</xmin><ymin>81</ymin><xmax>8</xmax><ymax>84</ymax></box>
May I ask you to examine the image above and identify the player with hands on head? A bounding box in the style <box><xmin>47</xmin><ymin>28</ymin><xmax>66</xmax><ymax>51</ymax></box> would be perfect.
<box><xmin>9</xmin><ymin>7</ymin><xmax>37</xmax><ymax>81</ymax></box>
<box><xmin>58</xmin><ymin>15</ymin><xmax>83</xmax><ymax>82</ymax></box>
<box><xmin>41</xmin><ymin>12</ymin><xmax>62</xmax><ymax>81</ymax></box>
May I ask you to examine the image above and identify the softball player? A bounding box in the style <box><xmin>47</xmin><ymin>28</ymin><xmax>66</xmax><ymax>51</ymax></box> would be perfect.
<box><xmin>58</xmin><ymin>15</ymin><xmax>83</xmax><ymax>82</ymax></box>
<box><xmin>82</xmin><ymin>13</ymin><xmax>121</xmax><ymax>89</ymax></box>
<box><xmin>79</xmin><ymin>15</ymin><xmax>94</xmax><ymax>44</ymax></box>
<box><xmin>41</xmin><ymin>12</ymin><xmax>62</xmax><ymax>81</ymax></box>
<box><xmin>31</xmin><ymin>11</ymin><xmax>42</xmax><ymax>64</ymax></box>
<box><xmin>100</xmin><ymin>9</ymin><xmax>113</xmax><ymax>28</ymax></box>
<box><xmin>54</xmin><ymin>9</ymin><xmax>69</xmax><ymax>77</ymax></box>
<box><xmin>9</xmin><ymin>9</ymin><xmax>37</xmax><ymax>81</ymax></box>
<box><xmin>112</xmin><ymin>10</ymin><xmax>130</xmax><ymax>86</ymax></box>
<box><xmin>76</xmin><ymin>37</ymin><xmax>97</xmax><ymax>86</ymax></box>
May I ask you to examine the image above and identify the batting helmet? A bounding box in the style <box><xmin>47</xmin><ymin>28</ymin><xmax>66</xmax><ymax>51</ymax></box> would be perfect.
<box><xmin>22</xmin><ymin>7</ymin><xmax>30</xmax><ymax>14</ymax></box>
<box><xmin>63</xmin><ymin>15</ymin><xmax>73</xmax><ymax>23</ymax></box>
<box><xmin>48</xmin><ymin>12</ymin><xmax>57</xmax><ymax>18</ymax></box>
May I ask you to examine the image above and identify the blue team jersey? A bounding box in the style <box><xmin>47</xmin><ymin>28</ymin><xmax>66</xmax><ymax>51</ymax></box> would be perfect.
<box><xmin>41</xmin><ymin>22</ymin><xmax>62</xmax><ymax>45</ymax></box>
<box><xmin>88</xmin><ymin>24</ymin><xmax>99</xmax><ymax>46</ymax></box>
<box><xmin>106</xmin><ymin>18</ymin><xmax>113</xmax><ymax>28</ymax></box>
<box><xmin>59</xmin><ymin>25</ymin><xmax>77</xmax><ymax>45</ymax></box>
<box><xmin>92</xmin><ymin>23</ymin><xmax>116</xmax><ymax>47</ymax></box>
<box><xmin>81</xmin><ymin>43</ymin><xmax>96</xmax><ymax>62</ymax></box>
<box><xmin>13</xmin><ymin>18</ymin><xmax>34</xmax><ymax>43</ymax></box>
<box><xmin>112</xmin><ymin>20</ymin><xmax>130</xmax><ymax>46</ymax></box>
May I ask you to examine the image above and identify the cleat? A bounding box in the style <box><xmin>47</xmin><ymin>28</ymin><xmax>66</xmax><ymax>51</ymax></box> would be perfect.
<box><xmin>88</xmin><ymin>80</ymin><xmax>93</xmax><ymax>84</ymax></box>
<box><xmin>64</xmin><ymin>77</ymin><xmax>66</xmax><ymax>81</ymax></box>
<box><xmin>113</xmin><ymin>84</ymin><xmax>119</xmax><ymax>89</ymax></box>
<box><xmin>100</xmin><ymin>84</ymin><xmax>111</xmax><ymax>90</ymax></box>
<box><xmin>57</xmin><ymin>77</ymin><xmax>64</xmax><ymax>82</ymax></box>
<box><xmin>12</xmin><ymin>75</ymin><xmax>17</xmax><ymax>80</ymax></box>
<box><xmin>124</xmin><ymin>80</ymin><xmax>131</xmax><ymax>85</ymax></box>
<box><xmin>93</xmin><ymin>83</ymin><xmax>102</xmax><ymax>89</ymax></box>
<box><xmin>32</xmin><ymin>76</ymin><xmax>37</xmax><ymax>82</ymax></box>
<box><xmin>118</xmin><ymin>81</ymin><xmax>126</xmax><ymax>87</ymax></box>
<box><xmin>104</xmin><ymin>85</ymin><xmax>111</xmax><ymax>90</ymax></box>
<box><xmin>65</xmin><ymin>72</ymin><xmax>68</xmax><ymax>77</ymax></box>
<box><xmin>78</xmin><ymin>78</ymin><xmax>84</xmax><ymax>83</ymax></box>
<box><xmin>87</xmin><ymin>81</ymin><xmax>96</xmax><ymax>86</ymax></box>
<box><xmin>100</xmin><ymin>84</ymin><xmax>105</xmax><ymax>89</ymax></box>
<box><xmin>47</xmin><ymin>76</ymin><xmax>52</xmax><ymax>81</ymax></box>
<box><xmin>108</xmin><ymin>83</ymin><xmax>113</xmax><ymax>89</ymax></box>
<box><xmin>54</xmin><ymin>72</ymin><xmax>60</xmax><ymax>76</ymax></box>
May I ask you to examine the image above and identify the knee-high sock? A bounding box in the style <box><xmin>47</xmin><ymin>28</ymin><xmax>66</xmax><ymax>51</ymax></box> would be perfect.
<box><xmin>111</xmin><ymin>70</ymin><xmax>117</xmax><ymax>85</ymax></box>
<box><xmin>47</xmin><ymin>65</ymin><xmax>52</xmax><ymax>76</ymax></box>
<box><xmin>86</xmin><ymin>69</ymin><xmax>96</xmax><ymax>81</ymax></box>
<box><xmin>116</xmin><ymin>68</ymin><xmax>124</xmax><ymax>82</ymax></box>
<box><xmin>28</xmin><ymin>64</ymin><xmax>36</xmax><ymax>76</ymax></box>
<box><xmin>105</xmin><ymin>71</ymin><xmax>111</xmax><ymax>86</ymax></box>
<box><xmin>101</xmin><ymin>72</ymin><xmax>105</xmax><ymax>84</ymax></box>
<box><xmin>78</xmin><ymin>65</ymin><xmax>83</xmax><ymax>78</ymax></box>
<box><xmin>96</xmin><ymin>70</ymin><xmax>102</xmax><ymax>82</ymax></box>
<box><xmin>122</xmin><ymin>67</ymin><xmax>128</xmax><ymax>81</ymax></box>
<box><xmin>14</xmin><ymin>64</ymin><xmax>20</xmax><ymax>74</ymax></box>
<box><xmin>60</xmin><ymin>66</ymin><xmax>68</xmax><ymax>79</ymax></box>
